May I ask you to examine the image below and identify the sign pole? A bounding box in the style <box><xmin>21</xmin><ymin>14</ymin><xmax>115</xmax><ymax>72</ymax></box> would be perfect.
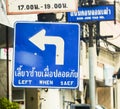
<box><xmin>88</xmin><ymin>23</ymin><xmax>96</xmax><ymax>109</ymax></box>
<box><xmin>87</xmin><ymin>1</ymin><xmax>96</xmax><ymax>109</ymax></box>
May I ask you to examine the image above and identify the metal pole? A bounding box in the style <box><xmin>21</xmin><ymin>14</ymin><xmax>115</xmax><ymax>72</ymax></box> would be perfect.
<box><xmin>87</xmin><ymin>0</ymin><xmax>96</xmax><ymax>108</ymax></box>
<box><xmin>88</xmin><ymin>23</ymin><xmax>96</xmax><ymax>109</ymax></box>
<box><xmin>6</xmin><ymin>26</ymin><xmax>9</xmax><ymax>100</ymax></box>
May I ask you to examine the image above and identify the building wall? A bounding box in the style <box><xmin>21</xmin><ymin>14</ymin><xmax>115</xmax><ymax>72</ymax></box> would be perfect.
<box><xmin>95</xmin><ymin>49</ymin><xmax>120</xmax><ymax>109</ymax></box>
<box><xmin>39</xmin><ymin>89</ymin><xmax>75</xmax><ymax>109</ymax></box>
<box><xmin>0</xmin><ymin>59</ymin><xmax>12</xmax><ymax>100</ymax></box>
<box><xmin>115</xmin><ymin>80</ymin><xmax>120</xmax><ymax>109</ymax></box>
<box><xmin>0</xmin><ymin>60</ymin><xmax>7</xmax><ymax>98</ymax></box>
<box><xmin>97</xmin><ymin>48</ymin><xmax>115</xmax><ymax>66</ymax></box>
<box><xmin>97</xmin><ymin>87</ymin><xmax>113</xmax><ymax>109</ymax></box>
<box><xmin>39</xmin><ymin>89</ymin><xmax>61</xmax><ymax>109</ymax></box>
<box><xmin>25</xmin><ymin>88</ymin><xmax>39</xmax><ymax>109</ymax></box>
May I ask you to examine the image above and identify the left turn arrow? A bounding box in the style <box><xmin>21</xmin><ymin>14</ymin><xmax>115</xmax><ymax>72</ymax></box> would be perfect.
<box><xmin>29</xmin><ymin>29</ymin><xmax>65</xmax><ymax>65</ymax></box>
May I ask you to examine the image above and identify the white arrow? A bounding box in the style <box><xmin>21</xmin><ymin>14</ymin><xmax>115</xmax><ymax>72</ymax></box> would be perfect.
<box><xmin>29</xmin><ymin>29</ymin><xmax>65</xmax><ymax>65</ymax></box>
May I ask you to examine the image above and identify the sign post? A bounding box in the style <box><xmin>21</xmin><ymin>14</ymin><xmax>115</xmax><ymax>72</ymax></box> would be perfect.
<box><xmin>13</xmin><ymin>22</ymin><xmax>80</xmax><ymax>89</ymax></box>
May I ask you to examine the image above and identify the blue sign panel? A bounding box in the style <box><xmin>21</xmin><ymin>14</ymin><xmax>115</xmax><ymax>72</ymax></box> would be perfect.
<box><xmin>67</xmin><ymin>5</ymin><xmax>115</xmax><ymax>22</ymax></box>
<box><xmin>13</xmin><ymin>22</ymin><xmax>80</xmax><ymax>88</ymax></box>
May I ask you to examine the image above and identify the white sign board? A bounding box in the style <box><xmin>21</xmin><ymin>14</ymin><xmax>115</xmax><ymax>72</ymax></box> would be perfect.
<box><xmin>6</xmin><ymin>0</ymin><xmax>78</xmax><ymax>15</ymax></box>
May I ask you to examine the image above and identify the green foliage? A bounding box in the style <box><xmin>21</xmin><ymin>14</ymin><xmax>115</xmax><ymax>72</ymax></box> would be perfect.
<box><xmin>0</xmin><ymin>98</ymin><xmax>19</xmax><ymax>109</ymax></box>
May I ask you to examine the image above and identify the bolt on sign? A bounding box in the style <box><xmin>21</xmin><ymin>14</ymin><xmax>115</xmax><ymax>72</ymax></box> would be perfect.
<box><xmin>6</xmin><ymin>0</ymin><xmax>78</xmax><ymax>15</ymax></box>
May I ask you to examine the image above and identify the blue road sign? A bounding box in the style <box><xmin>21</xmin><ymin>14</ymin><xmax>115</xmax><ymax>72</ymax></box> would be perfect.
<box><xmin>67</xmin><ymin>5</ymin><xmax>115</xmax><ymax>22</ymax></box>
<box><xmin>13</xmin><ymin>22</ymin><xmax>80</xmax><ymax>89</ymax></box>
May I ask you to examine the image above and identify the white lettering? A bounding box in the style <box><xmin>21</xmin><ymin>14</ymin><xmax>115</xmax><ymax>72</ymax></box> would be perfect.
<box><xmin>70</xmin><ymin>7</ymin><xmax>111</xmax><ymax>17</ymax></box>
<box><xmin>85</xmin><ymin>17</ymin><xmax>91</xmax><ymax>20</ymax></box>
<box><xmin>77</xmin><ymin>17</ymin><xmax>83</xmax><ymax>20</ymax></box>
<box><xmin>99</xmin><ymin>16</ymin><xmax>104</xmax><ymax>19</ymax></box>
<box><xmin>92</xmin><ymin>16</ymin><xmax>98</xmax><ymax>19</ymax></box>
<box><xmin>18</xmin><ymin>80</ymin><xmax>32</xmax><ymax>84</ymax></box>
<box><xmin>60</xmin><ymin>81</ymin><xmax>74</xmax><ymax>86</ymax></box>
<box><xmin>39</xmin><ymin>80</ymin><xmax>53</xmax><ymax>85</ymax></box>
<box><xmin>15</xmin><ymin>65</ymin><xmax>78</xmax><ymax>78</ymax></box>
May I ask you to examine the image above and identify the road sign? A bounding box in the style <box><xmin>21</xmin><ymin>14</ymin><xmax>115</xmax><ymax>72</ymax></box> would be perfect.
<box><xmin>13</xmin><ymin>22</ymin><xmax>80</xmax><ymax>88</ymax></box>
<box><xmin>6</xmin><ymin>0</ymin><xmax>78</xmax><ymax>15</ymax></box>
<box><xmin>67</xmin><ymin>5</ymin><xmax>115</xmax><ymax>22</ymax></box>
